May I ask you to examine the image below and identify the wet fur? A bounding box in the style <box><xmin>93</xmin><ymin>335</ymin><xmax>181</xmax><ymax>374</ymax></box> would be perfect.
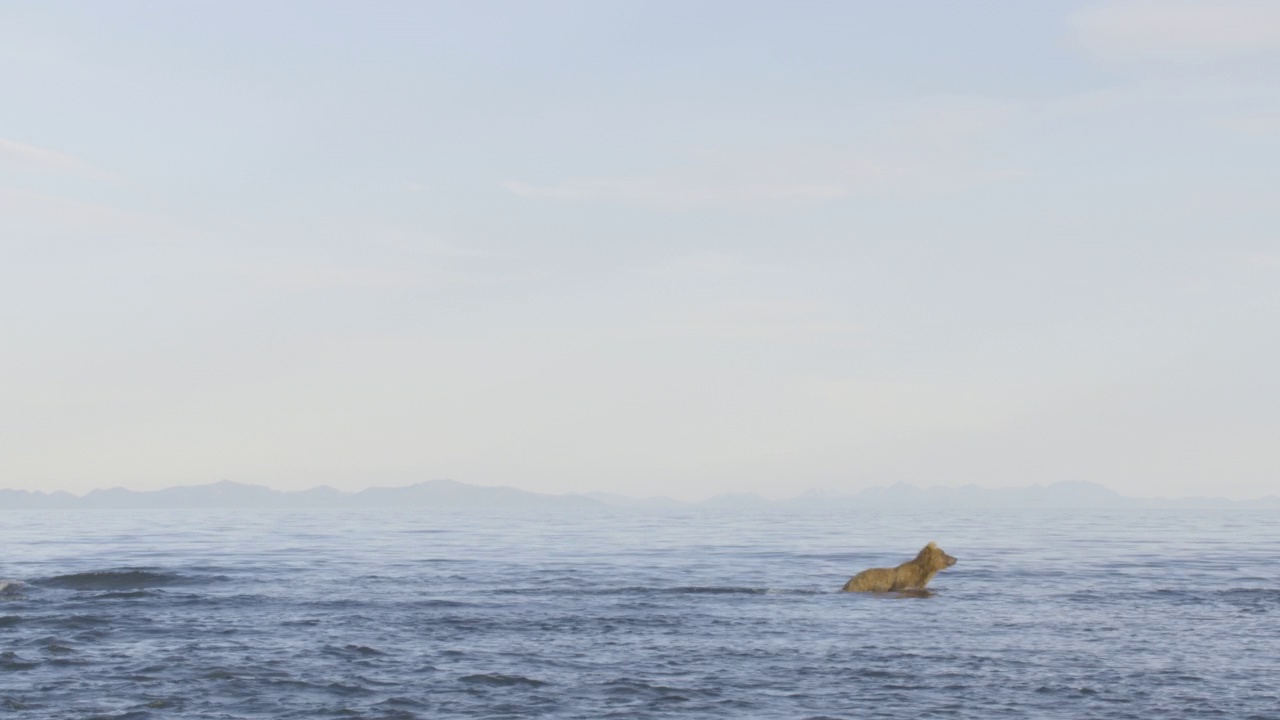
<box><xmin>841</xmin><ymin>542</ymin><xmax>957</xmax><ymax>592</ymax></box>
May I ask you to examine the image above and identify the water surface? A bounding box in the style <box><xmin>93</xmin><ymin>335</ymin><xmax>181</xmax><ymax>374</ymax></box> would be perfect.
<box><xmin>1</xmin><ymin>508</ymin><xmax>1277</xmax><ymax>718</ymax></box>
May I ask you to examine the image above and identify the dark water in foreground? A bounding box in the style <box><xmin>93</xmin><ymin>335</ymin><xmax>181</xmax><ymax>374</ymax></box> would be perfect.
<box><xmin>1</xmin><ymin>508</ymin><xmax>1277</xmax><ymax>719</ymax></box>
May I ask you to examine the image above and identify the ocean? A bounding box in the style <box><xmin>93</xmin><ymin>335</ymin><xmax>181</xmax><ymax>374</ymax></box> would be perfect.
<box><xmin>1</xmin><ymin>507</ymin><xmax>1277</xmax><ymax>719</ymax></box>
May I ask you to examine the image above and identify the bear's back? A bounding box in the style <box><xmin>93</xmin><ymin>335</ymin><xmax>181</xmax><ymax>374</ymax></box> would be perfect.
<box><xmin>842</xmin><ymin>567</ymin><xmax>898</xmax><ymax>592</ymax></box>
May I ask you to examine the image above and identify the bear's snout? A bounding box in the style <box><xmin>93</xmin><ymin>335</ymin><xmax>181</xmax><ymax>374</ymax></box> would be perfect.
<box><xmin>945</xmin><ymin>555</ymin><xmax>957</xmax><ymax>567</ymax></box>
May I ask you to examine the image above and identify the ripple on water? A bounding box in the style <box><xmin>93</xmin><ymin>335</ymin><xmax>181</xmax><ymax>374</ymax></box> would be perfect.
<box><xmin>601</xmin><ymin>677</ymin><xmax>720</xmax><ymax>702</ymax></box>
<box><xmin>1218</xmin><ymin>587</ymin><xmax>1280</xmax><ymax>605</ymax></box>
<box><xmin>0</xmin><ymin>651</ymin><xmax>40</xmax><ymax>671</ymax></box>
<box><xmin>459</xmin><ymin>673</ymin><xmax>548</xmax><ymax>687</ymax></box>
<box><xmin>493</xmin><ymin>585</ymin><xmax>823</xmax><ymax>597</ymax></box>
<box><xmin>322</xmin><ymin>643</ymin><xmax>387</xmax><ymax>658</ymax></box>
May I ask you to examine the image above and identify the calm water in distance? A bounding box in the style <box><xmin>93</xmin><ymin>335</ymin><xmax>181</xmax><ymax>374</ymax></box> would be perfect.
<box><xmin>1</xmin><ymin>507</ymin><xmax>1278</xmax><ymax>719</ymax></box>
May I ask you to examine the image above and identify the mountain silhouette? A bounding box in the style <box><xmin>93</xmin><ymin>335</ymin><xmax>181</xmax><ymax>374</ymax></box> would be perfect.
<box><xmin>1</xmin><ymin>479</ymin><xmax>1275</xmax><ymax>510</ymax></box>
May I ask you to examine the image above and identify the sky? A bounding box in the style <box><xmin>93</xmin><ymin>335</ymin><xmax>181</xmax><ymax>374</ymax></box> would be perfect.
<box><xmin>1</xmin><ymin>1</ymin><xmax>1277</xmax><ymax>500</ymax></box>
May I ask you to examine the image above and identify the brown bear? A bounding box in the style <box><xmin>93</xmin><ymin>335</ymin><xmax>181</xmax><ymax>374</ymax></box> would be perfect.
<box><xmin>841</xmin><ymin>542</ymin><xmax>957</xmax><ymax>592</ymax></box>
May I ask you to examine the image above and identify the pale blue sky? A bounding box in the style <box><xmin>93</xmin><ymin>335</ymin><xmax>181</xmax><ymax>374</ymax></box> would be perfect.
<box><xmin>2</xmin><ymin>1</ymin><xmax>1277</xmax><ymax>499</ymax></box>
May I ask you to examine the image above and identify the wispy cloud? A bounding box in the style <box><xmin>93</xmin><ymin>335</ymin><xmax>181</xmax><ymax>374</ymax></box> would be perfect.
<box><xmin>650</xmin><ymin>251</ymin><xmax>779</xmax><ymax>281</ymax></box>
<box><xmin>379</xmin><ymin>232</ymin><xmax>521</xmax><ymax>262</ymax></box>
<box><xmin>0</xmin><ymin>186</ymin><xmax>177</xmax><ymax>241</ymax></box>
<box><xmin>1217</xmin><ymin>113</ymin><xmax>1280</xmax><ymax>136</ymax></box>
<box><xmin>505</xmin><ymin>148</ymin><xmax>1021</xmax><ymax>211</ymax></box>
<box><xmin>1072</xmin><ymin>2</ymin><xmax>1280</xmax><ymax>61</ymax></box>
<box><xmin>1244</xmin><ymin>252</ymin><xmax>1280</xmax><ymax>270</ymax></box>
<box><xmin>0</xmin><ymin>138</ymin><xmax>118</xmax><ymax>182</ymax></box>
<box><xmin>235</xmin><ymin>262</ymin><xmax>425</xmax><ymax>293</ymax></box>
<box><xmin>504</xmin><ymin>176</ymin><xmax>846</xmax><ymax>209</ymax></box>
<box><xmin>505</xmin><ymin>97</ymin><xmax>1022</xmax><ymax>210</ymax></box>
<box><xmin>225</xmin><ymin>230</ymin><xmax>524</xmax><ymax>294</ymax></box>
<box><xmin>650</xmin><ymin>299</ymin><xmax>851</xmax><ymax>343</ymax></box>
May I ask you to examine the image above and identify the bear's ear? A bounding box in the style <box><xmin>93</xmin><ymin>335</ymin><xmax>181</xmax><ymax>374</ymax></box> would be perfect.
<box><xmin>926</xmin><ymin>541</ymin><xmax>937</xmax><ymax>549</ymax></box>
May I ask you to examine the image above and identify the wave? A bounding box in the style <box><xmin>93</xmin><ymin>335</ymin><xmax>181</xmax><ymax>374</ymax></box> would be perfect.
<box><xmin>1219</xmin><ymin>587</ymin><xmax>1280</xmax><ymax>601</ymax></box>
<box><xmin>373</xmin><ymin>696</ymin><xmax>430</xmax><ymax>710</ymax></box>
<box><xmin>620</xmin><ymin>585</ymin><xmax>826</xmax><ymax>596</ymax></box>
<box><xmin>459</xmin><ymin>673</ymin><xmax>548</xmax><ymax>687</ymax></box>
<box><xmin>406</xmin><ymin>598</ymin><xmax>472</xmax><ymax>608</ymax></box>
<box><xmin>1063</xmin><ymin>586</ymin><xmax>1280</xmax><ymax>607</ymax></box>
<box><xmin>48</xmin><ymin>614</ymin><xmax>112</xmax><ymax>630</ymax></box>
<box><xmin>603</xmin><ymin>678</ymin><xmax>718</xmax><ymax>699</ymax></box>
<box><xmin>0</xmin><ymin>651</ymin><xmax>39</xmax><ymax>672</ymax></box>
<box><xmin>90</xmin><ymin>590</ymin><xmax>157</xmax><ymax>600</ymax></box>
<box><xmin>35</xmin><ymin>569</ymin><xmax>198</xmax><ymax>591</ymax></box>
<box><xmin>664</xmin><ymin>586</ymin><xmax>771</xmax><ymax>595</ymax></box>
<box><xmin>322</xmin><ymin>644</ymin><xmax>386</xmax><ymax>658</ymax></box>
<box><xmin>495</xmin><ymin>585</ymin><xmax>824</xmax><ymax>597</ymax></box>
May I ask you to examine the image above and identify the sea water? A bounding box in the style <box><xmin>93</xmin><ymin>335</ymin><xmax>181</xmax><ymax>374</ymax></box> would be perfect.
<box><xmin>1</xmin><ymin>507</ymin><xmax>1277</xmax><ymax>719</ymax></box>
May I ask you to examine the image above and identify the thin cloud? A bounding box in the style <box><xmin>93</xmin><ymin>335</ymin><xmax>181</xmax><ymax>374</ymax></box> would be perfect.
<box><xmin>0</xmin><ymin>186</ymin><xmax>178</xmax><ymax>241</ymax></box>
<box><xmin>651</xmin><ymin>251</ymin><xmax>779</xmax><ymax>281</ymax></box>
<box><xmin>505</xmin><ymin>98</ymin><xmax>1022</xmax><ymax>210</ymax></box>
<box><xmin>1244</xmin><ymin>252</ymin><xmax>1280</xmax><ymax>270</ymax></box>
<box><xmin>1072</xmin><ymin>1</ymin><xmax>1280</xmax><ymax>61</ymax></box>
<box><xmin>0</xmin><ymin>138</ymin><xmax>118</xmax><ymax>182</ymax></box>
<box><xmin>504</xmin><ymin>176</ymin><xmax>849</xmax><ymax>209</ymax></box>
<box><xmin>505</xmin><ymin>149</ymin><xmax>1021</xmax><ymax>211</ymax></box>
<box><xmin>236</xmin><ymin>262</ymin><xmax>424</xmax><ymax>293</ymax></box>
<box><xmin>1217</xmin><ymin>114</ymin><xmax>1280</xmax><ymax>136</ymax></box>
<box><xmin>650</xmin><ymin>299</ymin><xmax>851</xmax><ymax>343</ymax></box>
<box><xmin>380</xmin><ymin>232</ymin><xmax>521</xmax><ymax>262</ymax></box>
<box><xmin>229</xmin><ymin>231</ymin><xmax>524</xmax><ymax>294</ymax></box>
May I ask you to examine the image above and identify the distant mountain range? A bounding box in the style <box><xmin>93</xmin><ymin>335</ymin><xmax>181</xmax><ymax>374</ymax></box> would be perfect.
<box><xmin>1</xmin><ymin>479</ymin><xmax>1277</xmax><ymax>511</ymax></box>
<box><xmin>0</xmin><ymin>479</ymin><xmax>599</xmax><ymax>511</ymax></box>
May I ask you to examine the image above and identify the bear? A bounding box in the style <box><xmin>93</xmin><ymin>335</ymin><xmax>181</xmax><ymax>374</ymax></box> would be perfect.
<box><xmin>841</xmin><ymin>542</ymin><xmax>957</xmax><ymax>592</ymax></box>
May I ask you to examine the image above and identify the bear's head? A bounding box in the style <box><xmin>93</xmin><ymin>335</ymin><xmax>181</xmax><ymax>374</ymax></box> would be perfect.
<box><xmin>921</xmin><ymin>541</ymin><xmax>957</xmax><ymax>570</ymax></box>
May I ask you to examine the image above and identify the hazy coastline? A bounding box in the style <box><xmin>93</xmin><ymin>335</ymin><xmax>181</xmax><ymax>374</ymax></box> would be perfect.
<box><xmin>3</xmin><ymin>478</ymin><xmax>1276</xmax><ymax>511</ymax></box>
